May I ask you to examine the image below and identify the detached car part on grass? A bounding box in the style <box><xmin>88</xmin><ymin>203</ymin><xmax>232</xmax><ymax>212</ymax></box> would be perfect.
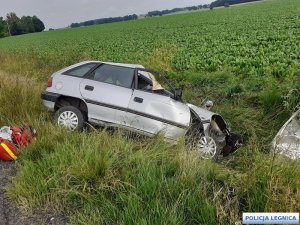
<box><xmin>272</xmin><ymin>109</ymin><xmax>300</xmax><ymax>160</ymax></box>
<box><xmin>41</xmin><ymin>61</ymin><xmax>242</xmax><ymax>159</ymax></box>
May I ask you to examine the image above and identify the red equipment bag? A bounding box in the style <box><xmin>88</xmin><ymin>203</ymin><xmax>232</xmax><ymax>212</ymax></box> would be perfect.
<box><xmin>0</xmin><ymin>124</ymin><xmax>37</xmax><ymax>161</ymax></box>
<box><xmin>0</xmin><ymin>138</ymin><xmax>18</xmax><ymax>161</ymax></box>
<box><xmin>11</xmin><ymin>124</ymin><xmax>36</xmax><ymax>148</ymax></box>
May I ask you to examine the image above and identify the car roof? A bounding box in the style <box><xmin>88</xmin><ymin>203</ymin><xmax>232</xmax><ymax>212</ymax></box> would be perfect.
<box><xmin>54</xmin><ymin>60</ymin><xmax>145</xmax><ymax>76</ymax></box>
<box><xmin>82</xmin><ymin>60</ymin><xmax>145</xmax><ymax>69</ymax></box>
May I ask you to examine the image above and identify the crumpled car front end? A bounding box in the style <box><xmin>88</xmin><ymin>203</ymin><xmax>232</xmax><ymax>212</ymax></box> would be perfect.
<box><xmin>186</xmin><ymin>104</ymin><xmax>242</xmax><ymax>159</ymax></box>
<box><xmin>272</xmin><ymin>109</ymin><xmax>300</xmax><ymax>160</ymax></box>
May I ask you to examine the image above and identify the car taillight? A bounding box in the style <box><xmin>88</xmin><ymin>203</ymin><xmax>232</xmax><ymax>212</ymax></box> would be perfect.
<box><xmin>47</xmin><ymin>77</ymin><xmax>53</xmax><ymax>87</ymax></box>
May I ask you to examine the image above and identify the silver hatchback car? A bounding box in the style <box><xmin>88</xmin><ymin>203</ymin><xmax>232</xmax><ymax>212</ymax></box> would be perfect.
<box><xmin>42</xmin><ymin>61</ymin><xmax>241</xmax><ymax>159</ymax></box>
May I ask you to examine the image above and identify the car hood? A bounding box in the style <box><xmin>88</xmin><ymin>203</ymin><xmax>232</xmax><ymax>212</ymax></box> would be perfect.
<box><xmin>186</xmin><ymin>103</ymin><xmax>218</xmax><ymax>122</ymax></box>
<box><xmin>272</xmin><ymin>109</ymin><xmax>300</xmax><ymax>160</ymax></box>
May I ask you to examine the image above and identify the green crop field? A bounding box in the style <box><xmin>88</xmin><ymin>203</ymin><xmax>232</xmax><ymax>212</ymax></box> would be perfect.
<box><xmin>0</xmin><ymin>0</ymin><xmax>299</xmax><ymax>224</ymax></box>
<box><xmin>0</xmin><ymin>0</ymin><xmax>299</xmax><ymax>77</ymax></box>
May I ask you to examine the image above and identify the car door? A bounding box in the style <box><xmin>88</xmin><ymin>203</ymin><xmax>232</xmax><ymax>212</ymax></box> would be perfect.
<box><xmin>79</xmin><ymin>64</ymin><xmax>134</xmax><ymax>125</ymax></box>
<box><xmin>126</xmin><ymin>70</ymin><xmax>191</xmax><ymax>140</ymax></box>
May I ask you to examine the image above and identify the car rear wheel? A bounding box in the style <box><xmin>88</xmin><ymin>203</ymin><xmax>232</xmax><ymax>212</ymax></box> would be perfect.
<box><xmin>54</xmin><ymin>106</ymin><xmax>85</xmax><ymax>131</ymax></box>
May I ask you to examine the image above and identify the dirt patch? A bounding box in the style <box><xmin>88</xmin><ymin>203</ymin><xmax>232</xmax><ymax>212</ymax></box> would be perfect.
<box><xmin>0</xmin><ymin>161</ymin><xmax>68</xmax><ymax>225</ymax></box>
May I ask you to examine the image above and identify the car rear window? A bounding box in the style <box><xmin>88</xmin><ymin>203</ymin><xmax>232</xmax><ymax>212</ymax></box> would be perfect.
<box><xmin>63</xmin><ymin>63</ymin><xmax>97</xmax><ymax>77</ymax></box>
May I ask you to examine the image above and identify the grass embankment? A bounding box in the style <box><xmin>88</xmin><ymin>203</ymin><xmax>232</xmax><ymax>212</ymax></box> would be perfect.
<box><xmin>0</xmin><ymin>52</ymin><xmax>299</xmax><ymax>225</ymax></box>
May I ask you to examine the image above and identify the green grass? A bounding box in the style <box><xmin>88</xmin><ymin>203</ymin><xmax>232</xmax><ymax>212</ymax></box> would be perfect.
<box><xmin>0</xmin><ymin>0</ymin><xmax>300</xmax><ymax>224</ymax></box>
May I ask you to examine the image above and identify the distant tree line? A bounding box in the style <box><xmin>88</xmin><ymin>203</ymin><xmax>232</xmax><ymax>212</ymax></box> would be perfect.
<box><xmin>66</xmin><ymin>0</ymin><xmax>262</xmax><ymax>29</ymax></box>
<box><xmin>70</xmin><ymin>14</ymin><xmax>138</xmax><ymax>28</ymax></box>
<box><xmin>0</xmin><ymin>12</ymin><xmax>45</xmax><ymax>38</ymax></box>
<box><xmin>210</xmin><ymin>0</ymin><xmax>261</xmax><ymax>8</ymax></box>
<box><xmin>69</xmin><ymin>4</ymin><xmax>212</xmax><ymax>28</ymax></box>
<box><xmin>147</xmin><ymin>4</ymin><xmax>210</xmax><ymax>17</ymax></box>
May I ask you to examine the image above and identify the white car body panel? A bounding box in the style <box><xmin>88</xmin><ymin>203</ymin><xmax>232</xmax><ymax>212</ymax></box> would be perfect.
<box><xmin>187</xmin><ymin>103</ymin><xmax>216</xmax><ymax>130</ymax></box>
<box><xmin>79</xmin><ymin>79</ymin><xmax>133</xmax><ymax>124</ymax></box>
<box><xmin>272</xmin><ymin>109</ymin><xmax>300</xmax><ymax>160</ymax></box>
<box><xmin>125</xmin><ymin>90</ymin><xmax>190</xmax><ymax>138</ymax></box>
<box><xmin>47</xmin><ymin>75</ymin><xmax>84</xmax><ymax>99</ymax></box>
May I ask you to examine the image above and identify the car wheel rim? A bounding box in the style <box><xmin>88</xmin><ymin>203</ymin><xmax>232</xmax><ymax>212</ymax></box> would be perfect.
<box><xmin>196</xmin><ymin>136</ymin><xmax>217</xmax><ymax>159</ymax></box>
<box><xmin>57</xmin><ymin>111</ymin><xmax>79</xmax><ymax>130</ymax></box>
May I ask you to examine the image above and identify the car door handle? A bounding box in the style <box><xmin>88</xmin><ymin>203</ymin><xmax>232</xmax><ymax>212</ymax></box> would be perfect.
<box><xmin>85</xmin><ymin>85</ymin><xmax>94</xmax><ymax>91</ymax></box>
<box><xmin>134</xmin><ymin>97</ymin><xmax>143</xmax><ymax>103</ymax></box>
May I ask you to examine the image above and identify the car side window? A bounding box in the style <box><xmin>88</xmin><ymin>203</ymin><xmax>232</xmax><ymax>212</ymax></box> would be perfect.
<box><xmin>92</xmin><ymin>64</ymin><xmax>134</xmax><ymax>88</ymax></box>
<box><xmin>63</xmin><ymin>63</ymin><xmax>97</xmax><ymax>77</ymax></box>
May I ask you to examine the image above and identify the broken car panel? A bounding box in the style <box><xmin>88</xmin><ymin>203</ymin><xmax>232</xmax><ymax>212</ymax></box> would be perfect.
<box><xmin>272</xmin><ymin>109</ymin><xmax>300</xmax><ymax>160</ymax></box>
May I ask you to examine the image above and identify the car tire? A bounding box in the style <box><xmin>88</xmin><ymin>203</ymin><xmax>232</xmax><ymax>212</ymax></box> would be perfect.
<box><xmin>54</xmin><ymin>106</ymin><xmax>85</xmax><ymax>131</ymax></box>
<box><xmin>186</xmin><ymin>134</ymin><xmax>219</xmax><ymax>160</ymax></box>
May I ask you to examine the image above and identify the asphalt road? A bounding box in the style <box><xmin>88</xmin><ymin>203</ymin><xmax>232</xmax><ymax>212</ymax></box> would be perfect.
<box><xmin>0</xmin><ymin>161</ymin><xmax>68</xmax><ymax>225</ymax></box>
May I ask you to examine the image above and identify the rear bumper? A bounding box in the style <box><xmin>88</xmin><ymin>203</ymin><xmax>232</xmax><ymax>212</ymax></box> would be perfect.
<box><xmin>41</xmin><ymin>91</ymin><xmax>60</xmax><ymax>102</ymax></box>
<box><xmin>42</xmin><ymin>100</ymin><xmax>55</xmax><ymax>111</ymax></box>
<box><xmin>41</xmin><ymin>91</ymin><xmax>60</xmax><ymax>111</ymax></box>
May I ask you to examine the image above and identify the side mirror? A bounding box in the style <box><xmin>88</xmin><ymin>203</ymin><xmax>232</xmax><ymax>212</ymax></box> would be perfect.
<box><xmin>174</xmin><ymin>89</ymin><xmax>183</xmax><ymax>101</ymax></box>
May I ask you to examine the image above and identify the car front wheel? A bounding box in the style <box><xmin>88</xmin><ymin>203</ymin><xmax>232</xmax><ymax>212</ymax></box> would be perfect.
<box><xmin>54</xmin><ymin>106</ymin><xmax>85</xmax><ymax>131</ymax></box>
<box><xmin>195</xmin><ymin>136</ymin><xmax>217</xmax><ymax>159</ymax></box>
<box><xmin>188</xmin><ymin>135</ymin><xmax>218</xmax><ymax>159</ymax></box>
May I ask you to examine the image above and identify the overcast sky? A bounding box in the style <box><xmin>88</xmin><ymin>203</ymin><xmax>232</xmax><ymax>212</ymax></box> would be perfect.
<box><xmin>0</xmin><ymin>0</ymin><xmax>211</xmax><ymax>29</ymax></box>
